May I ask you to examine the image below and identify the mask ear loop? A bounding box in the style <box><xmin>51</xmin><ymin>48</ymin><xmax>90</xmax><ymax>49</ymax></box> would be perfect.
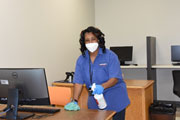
<box><xmin>97</xmin><ymin>36</ymin><xmax>101</xmax><ymax>48</ymax></box>
<box><xmin>98</xmin><ymin>34</ymin><xmax>104</xmax><ymax>43</ymax></box>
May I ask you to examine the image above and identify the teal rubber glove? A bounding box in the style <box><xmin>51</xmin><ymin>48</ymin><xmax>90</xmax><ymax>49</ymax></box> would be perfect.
<box><xmin>92</xmin><ymin>85</ymin><xmax>104</xmax><ymax>95</ymax></box>
<box><xmin>64</xmin><ymin>101</ymin><xmax>80</xmax><ymax>111</ymax></box>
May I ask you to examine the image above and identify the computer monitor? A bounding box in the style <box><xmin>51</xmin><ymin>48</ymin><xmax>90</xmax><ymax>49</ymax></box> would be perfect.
<box><xmin>0</xmin><ymin>68</ymin><xmax>50</xmax><ymax>119</ymax></box>
<box><xmin>171</xmin><ymin>45</ymin><xmax>180</xmax><ymax>65</ymax></box>
<box><xmin>110</xmin><ymin>46</ymin><xmax>133</xmax><ymax>65</ymax></box>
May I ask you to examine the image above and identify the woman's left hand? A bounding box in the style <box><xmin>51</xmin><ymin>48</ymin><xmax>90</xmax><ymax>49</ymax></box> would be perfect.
<box><xmin>92</xmin><ymin>85</ymin><xmax>104</xmax><ymax>95</ymax></box>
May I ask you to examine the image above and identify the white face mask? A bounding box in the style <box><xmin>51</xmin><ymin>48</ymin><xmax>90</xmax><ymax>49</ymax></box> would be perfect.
<box><xmin>85</xmin><ymin>43</ymin><xmax>99</xmax><ymax>53</ymax></box>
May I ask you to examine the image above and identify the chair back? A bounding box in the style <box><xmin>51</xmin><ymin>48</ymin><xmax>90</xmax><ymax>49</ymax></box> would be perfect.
<box><xmin>48</xmin><ymin>86</ymin><xmax>71</xmax><ymax>106</ymax></box>
<box><xmin>172</xmin><ymin>70</ymin><xmax>180</xmax><ymax>97</ymax></box>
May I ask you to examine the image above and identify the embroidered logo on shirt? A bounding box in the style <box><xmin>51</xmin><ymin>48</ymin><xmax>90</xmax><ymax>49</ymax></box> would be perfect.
<box><xmin>99</xmin><ymin>63</ymin><xmax>107</xmax><ymax>66</ymax></box>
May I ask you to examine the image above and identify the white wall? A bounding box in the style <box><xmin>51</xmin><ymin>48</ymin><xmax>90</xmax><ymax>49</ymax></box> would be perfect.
<box><xmin>95</xmin><ymin>0</ymin><xmax>180</xmax><ymax>64</ymax></box>
<box><xmin>0</xmin><ymin>0</ymin><xmax>95</xmax><ymax>85</ymax></box>
<box><xmin>95</xmin><ymin>0</ymin><xmax>180</xmax><ymax>101</ymax></box>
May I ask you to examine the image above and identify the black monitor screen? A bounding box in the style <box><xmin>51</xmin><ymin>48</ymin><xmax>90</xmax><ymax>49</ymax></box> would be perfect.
<box><xmin>171</xmin><ymin>45</ymin><xmax>180</xmax><ymax>62</ymax></box>
<box><xmin>110</xmin><ymin>46</ymin><xmax>133</xmax><ymax>64</ymax></box>
<box><xmin>0</xmin><ymin>68</ymin><xmax>50</xmax><ymax>105</ymax></box>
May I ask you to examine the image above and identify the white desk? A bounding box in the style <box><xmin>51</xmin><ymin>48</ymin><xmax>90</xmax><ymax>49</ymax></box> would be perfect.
<box><xmin>151</xmin><ymin>64</ymin><xmax>180</xmax><ymax>101</ymax></box>
<box><xmin>152</xmin><ymin>64</ymin><xmax>180</xmax><ymax>69</ymax></box>
<box><xmin>121</xmin><ymin>65</ymin><xmax>147</xmax><ymax>80</ymax></box>
<box><xmin>121</xmin><ymin>65</ymin><xmax>147</xmax><ymax>69</ymax></box>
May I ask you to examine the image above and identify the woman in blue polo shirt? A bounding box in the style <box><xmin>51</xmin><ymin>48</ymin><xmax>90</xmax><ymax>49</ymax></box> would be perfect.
<box><xmin>64</xmin><ymin>26</ymin><xmax>130</xmax><ymax>120</ymax></box>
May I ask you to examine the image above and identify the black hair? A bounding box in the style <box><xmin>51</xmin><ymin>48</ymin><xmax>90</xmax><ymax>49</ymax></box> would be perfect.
<box><xmin>79</xmin><ymin>26</ymin><xmax>106</xmax><ymax>56</ymax></box>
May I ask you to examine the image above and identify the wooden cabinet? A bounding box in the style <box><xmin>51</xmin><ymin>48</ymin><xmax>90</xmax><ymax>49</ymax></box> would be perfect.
<box><xmin>125</xmin><ymin>80</ymin><xmax>154</xmax><ymax>120</ymax></box>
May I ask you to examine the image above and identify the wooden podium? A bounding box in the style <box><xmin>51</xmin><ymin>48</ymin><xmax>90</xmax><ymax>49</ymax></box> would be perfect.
<box><xmin>53</xmin><ymin>80</ymin><xmax>154</xmax><ymax>120</ymax></box>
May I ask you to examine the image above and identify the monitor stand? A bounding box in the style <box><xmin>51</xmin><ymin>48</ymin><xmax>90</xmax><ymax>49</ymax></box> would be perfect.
<box><xmin>0</xmin><ymin>88</ymin><xmax>34</xmax><ymax>120</ymax></box>
<box><xmin>172</xmin><ymin>62</ymin><xmax>180</xmax><ymax>66</ymax></box>
<box><xmin>120</xmin><ymin>61</ymin><xmax>130</xmax><ymax>66</ymax></box>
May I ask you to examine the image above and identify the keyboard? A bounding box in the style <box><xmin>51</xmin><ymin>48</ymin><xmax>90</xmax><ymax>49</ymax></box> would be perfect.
<box><xmin>18</xmin><ymin>107</ymin><xmax>60</xmax><ymax>114</ymax></box>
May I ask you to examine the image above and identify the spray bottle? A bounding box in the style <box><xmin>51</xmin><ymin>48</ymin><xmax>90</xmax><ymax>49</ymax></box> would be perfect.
<box><xmin>91</xmin><ymin>83</ymin><xmax>107</xmax><ymax>109</ymax></box>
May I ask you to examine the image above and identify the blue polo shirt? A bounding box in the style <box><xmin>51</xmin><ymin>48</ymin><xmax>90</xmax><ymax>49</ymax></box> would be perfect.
<box><xmin>73</xmin><ymin>48</ymin><xmax>130</xmax><ymax>112</ymax></box>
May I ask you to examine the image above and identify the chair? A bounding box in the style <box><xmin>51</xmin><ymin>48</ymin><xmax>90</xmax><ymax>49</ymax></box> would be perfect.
<box><xmin>172</xmin><ymin>70</ymin><xmax>180</xmax><ymax>97</ymax></box>
<box><xmin>48</xmin><ymin>86</ymin><xmax>71</xmax><ymax>106</ymax></box>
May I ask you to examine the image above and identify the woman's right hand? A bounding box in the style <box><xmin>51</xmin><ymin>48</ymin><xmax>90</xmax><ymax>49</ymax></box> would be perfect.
<box><xmin>64</xmin><ymin>100</ymin><xmax>80</xmax><ymax>111</ymax></box>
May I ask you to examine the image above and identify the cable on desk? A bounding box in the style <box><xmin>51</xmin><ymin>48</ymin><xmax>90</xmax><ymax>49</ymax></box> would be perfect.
<box><xmin>31</xmin><ymin>113</ymin><xmax>53</xmax><ymax>119</ymax></box>
<box><xmin>0</xmin><ymin>107</ymin><xmax>11</xmax><ymax>115</ymax></box>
